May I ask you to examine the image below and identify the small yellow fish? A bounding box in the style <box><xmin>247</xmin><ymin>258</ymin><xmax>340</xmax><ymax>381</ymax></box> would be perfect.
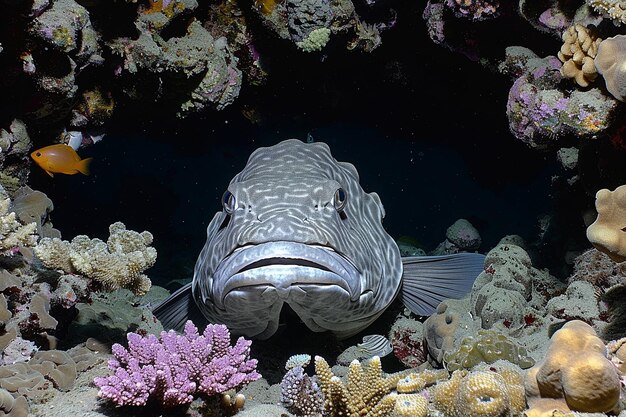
<box><xmin>30</xmin><ymin>144</ymin><xmax>93</xmax><ymax>177</ymax></box>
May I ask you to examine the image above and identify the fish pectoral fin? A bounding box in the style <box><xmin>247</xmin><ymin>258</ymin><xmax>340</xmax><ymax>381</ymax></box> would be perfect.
<box><xmin>45</xmin><ymin>170</ymin><xmax>54</xmax><ymax>178</ymax></box>
<box><xmin>152</xmin><ymin>282</ymin><xmax>208</xmax><ymax>332</ymax></box>
<box><xmin>400</xmin><ymin>252</ymin><xmax>486</xmax><ymax>316</ymax></box>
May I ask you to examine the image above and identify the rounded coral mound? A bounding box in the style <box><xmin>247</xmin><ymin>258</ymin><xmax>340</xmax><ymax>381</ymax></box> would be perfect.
<box><xmin>432</xmin><ymin>368</ymin><xmax>525</xmax><ymax>417</ymax></box>
<box><xmin>586</xmin><ymin>184</ymin><xmax>626</xmax><ymax>262</ymax></box>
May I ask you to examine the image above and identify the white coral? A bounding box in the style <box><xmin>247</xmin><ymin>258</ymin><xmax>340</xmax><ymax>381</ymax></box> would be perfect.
<box><xmin>34</xmin><ymin>222</ymin><xmax>156</xmax><ymax>295</ymax></box>
<box><xmin>587</xmin><ymin>0</ymin><xmax>626</xmax><ymax>25</ymax></box>
<box><xmin>0</xmin><ymin>198</ymin><xmax>37</xmax><ymax>252</ymax></box>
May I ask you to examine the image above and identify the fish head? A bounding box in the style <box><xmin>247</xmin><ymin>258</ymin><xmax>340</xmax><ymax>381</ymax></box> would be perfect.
<box><xmin>192</xmin><ymin>139</ymin><xmax>402</xmax><ymax>339</ymax></box>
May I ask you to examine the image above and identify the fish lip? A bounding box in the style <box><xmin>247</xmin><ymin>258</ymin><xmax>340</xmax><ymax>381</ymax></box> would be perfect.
<box><xmin>212</xmin><ymin>241</ymin><xmax>362</xmax><ymax>307</ymax></box>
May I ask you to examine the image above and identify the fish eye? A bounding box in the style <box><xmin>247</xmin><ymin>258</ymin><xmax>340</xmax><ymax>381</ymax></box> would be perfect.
<box><xmin>36</xmin><ymin>152</ymin><xmax>41</xmax><ymax>157</ymax></box>
<box><xmin>221</xmin><ymin>190</ymin><xmax>236</xmax><ymax>215</ymax></box>
<box><xmin>333</xmin><ymin>188</ymin><xmax>347</xmax><ymax>212</ymax></box>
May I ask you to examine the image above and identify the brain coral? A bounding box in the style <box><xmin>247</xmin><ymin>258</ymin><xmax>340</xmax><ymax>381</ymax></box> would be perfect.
<box><xmin>525</xmin><ymin>320</ymin><xmax>621</xmax><ymax>415</ymax></box>
<box><xmin>432</xmin><ymin>368</ymin><xmax>526</xmax><ymax>417</ymax></box>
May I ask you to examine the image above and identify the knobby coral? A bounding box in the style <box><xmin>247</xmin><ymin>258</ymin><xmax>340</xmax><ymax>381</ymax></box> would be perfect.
<box><xmin>557</xmin><ymin>24</ymin><xmax>602</xmax><ymax>87</ymax></box>
<box><xmin>94</xmin><ymin>320</ymin><xmax>261</xmax><ymax>407</ymax></box>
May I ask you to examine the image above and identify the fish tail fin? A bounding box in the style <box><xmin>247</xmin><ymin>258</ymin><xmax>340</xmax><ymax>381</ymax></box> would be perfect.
<box><xmin>400</xmin><ymin>252</ymin><xmax>485</xmax><ymax>316</ymax></box>
<box><xmin>76</xmin><ymin>157</ymin><xmax>93</xmax><ymax>175</ymax></box>
<box><xmin>152</xmin><ymin>282</ymin><xmax>208</xmax><ymax>332</ymax></box>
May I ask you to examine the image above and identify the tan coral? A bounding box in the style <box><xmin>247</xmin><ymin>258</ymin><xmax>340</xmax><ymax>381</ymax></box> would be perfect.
<box><xmin>558</xmin><ymin>24</ymin><xmax>602</xmax><ymax>87</ymax></box>
<box><xmin>525</xmin><ymin>320</ymin><xmax>621</xmax><ymax>415</ymax></box>
<box><xmin>586</xmin><ymin>184</ymin><xmax>626</xmax><ymax>262</ymax></box>
<box><xmin>33</xmin><ymin>238</ymin><xmax>73</xmax><ymax>272</ymax></box>
<box><xmin>594</xmin><ymin>35</ymin><xmax>626</xmax><ymax>102</ymax></box>
<box><xmin>587</xmin><ymin>0</ymin><xmax>626</xmax><ymax>26</ymax></box>
<box><xmin>314</xmin><ymin>355</ymin><xmax>404</xmax><ymax>417</ymax></box>
<box><xmin>432</xmin><ymin>368</ymin><xmax>525</xmax><ymax>417</ymax></box>
<box><xmin>34</xmin><ymin>222</ymin><xmax>156</xmax><ymax>295</ymax></box>
<box><xmin>0</xmin><ymin>198</ymin><xmax>37</xmax><ymax>253</ymax></box>
<box><xmin>392</xmin><ymin>393</ymin><xmax>428</xmax><ymax>417</ymax></box>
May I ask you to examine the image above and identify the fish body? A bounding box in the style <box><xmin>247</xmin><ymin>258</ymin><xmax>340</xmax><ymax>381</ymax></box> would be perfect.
<box><xmin>155</xmin><ymin>139</ymin><xmax>485</xmax><ymax>339</ymax></box>
<box><xmin>31</xmin><ymin>144</ymin><xmax>93</xmax><ymax>177</ymax></box>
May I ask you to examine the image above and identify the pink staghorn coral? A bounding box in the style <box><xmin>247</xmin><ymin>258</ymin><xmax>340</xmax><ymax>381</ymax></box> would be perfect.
<box><xmin>94</xmin><ymin>320</ymin><xmax>261</xmax><ymax>407</ymax></box>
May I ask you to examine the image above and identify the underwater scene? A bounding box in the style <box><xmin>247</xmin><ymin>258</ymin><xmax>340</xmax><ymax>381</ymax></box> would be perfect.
<box><xmin>1</xmin><ymin>0</ymin><xmax>626</xmax><ymax>416</ymax></box>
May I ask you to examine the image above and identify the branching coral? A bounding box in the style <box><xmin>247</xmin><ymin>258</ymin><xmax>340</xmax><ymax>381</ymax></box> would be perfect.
<box><xmin>557</xmin><ymin>24</ymin><xmax>602</xmax><ymax>87</ymax></box>
<box><xmin>34</xmin><ymin>222</ymin><xmax>156</xmax><ymax>295</ymax></box>
<box><xmin>313</xmin><ymin>355</ymin><xmax>435</xmax><ymax>417</ymax></box>
<box><xmin>587</xmin><ymin>0</ymin><xmax>626</xmax><ymax>25</ymax></box>
<box><xmin>94</xmin><ymin>320</ymin><xmax>261</xmax><ymax>407</ymax></box>
<box><xmin>0</xmin><ymin>198</ymin><xmax>37</xmax><ymax>254</ymax></box>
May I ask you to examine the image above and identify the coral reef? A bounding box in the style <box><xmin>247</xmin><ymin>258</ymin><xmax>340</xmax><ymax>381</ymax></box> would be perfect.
<box><xmin>34</xmin><ymin>222</ymin><xmax>156</xmax><ymax>295</ymax></box>
<box><xmin>94</xmin><ymin>320</ymin><xmax>261</xmax><ymax>407</ymax></box>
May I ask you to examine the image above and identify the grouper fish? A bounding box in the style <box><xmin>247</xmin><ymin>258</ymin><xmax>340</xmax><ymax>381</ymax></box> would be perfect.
<box><xmin>154</xmin><ymin>139</ymin><xmax>485</xmax><ymax>339</ymax></box>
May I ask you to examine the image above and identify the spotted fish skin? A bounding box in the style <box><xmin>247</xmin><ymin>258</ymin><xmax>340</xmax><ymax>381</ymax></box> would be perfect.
<box><xmin>192</xmin><ymin>139</ymin><xmax>402</xmax><ymax>339</ymax></box>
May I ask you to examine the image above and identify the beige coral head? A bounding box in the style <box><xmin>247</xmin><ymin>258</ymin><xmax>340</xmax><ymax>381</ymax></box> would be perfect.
<box><xmin>558</xmin><ymin>24</ymin><xmax>601</xmax><ymax>87</ymax></box>
<box><xmin>595</xmin><ymin>35</ymin><xmax>626</xmax><ymax>102</ymax></box>
<box><xmin>586</xmin><ymin>185</ymin><xmax>626</xmax><ymax>262</ymax></box>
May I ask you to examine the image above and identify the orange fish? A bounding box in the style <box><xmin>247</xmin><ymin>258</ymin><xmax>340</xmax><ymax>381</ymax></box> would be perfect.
<box><xmin>30</xmin><ymin>144</ymin><xmax>93</xmax><ymax>177</ymax></box>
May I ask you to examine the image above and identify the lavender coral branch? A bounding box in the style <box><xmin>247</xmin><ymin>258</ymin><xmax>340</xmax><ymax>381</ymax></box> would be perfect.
<box><xmin>94</xmin><ymin>320</ymin><xmax>261</xmax><ymax>407</ymax></box>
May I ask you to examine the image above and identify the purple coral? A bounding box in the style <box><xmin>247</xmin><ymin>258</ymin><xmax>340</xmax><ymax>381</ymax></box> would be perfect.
<box><xmin>280</xmin><ymin>366</ymin><xmax>324</xmax><ymax>417</ymax></box>
<box><xmin>94</xmin><ymin>320</ymin><xmax>261</xmax><ymax>407</ymax></box>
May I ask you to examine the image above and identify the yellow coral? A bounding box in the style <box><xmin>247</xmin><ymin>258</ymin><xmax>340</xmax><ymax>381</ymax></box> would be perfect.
<box><xmin>525</xmin><ymin>320</ymin><xmax>621</xmax><ymax>414</ymax></box>
<box><xmin>392</xmin><ymin>393</ymin><xmax>428</xmax><ymax>417</ymax></box>
<box><xmin>396</xmin><ymin>369</ymin><xmax>448</xmax><ymax>393</ymax></box>
<box><xmin>314</xmin><ymin>355</ymin><xmax>403</xmax><ymax>417</ymax></box>
<box><xmin>432</xmin><ymin>368</ymin><xmax>525</xmax><ymax>417</ymax></box>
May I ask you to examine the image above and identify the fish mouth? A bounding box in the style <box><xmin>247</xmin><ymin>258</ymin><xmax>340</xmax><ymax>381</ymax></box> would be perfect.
<box><xmin>212</xmin><ymin>241</ymin><xmax>362</xmax><ymax>308</ymax></box>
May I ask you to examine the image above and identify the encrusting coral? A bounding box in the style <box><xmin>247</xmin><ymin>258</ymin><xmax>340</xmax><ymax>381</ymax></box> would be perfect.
<box><xmin>557</xmin><ymin>24</ymin><xmax>602</xmax><ymax>87</ymax></box>
<box><xmin>586</xmin><ymin>184</ymin><xmax>626</xmax><ymax>262</ymax></box>
<box><xmin>34</xmin><ymin>222</ymin><xmax>156</xmax><ymax>295</ymax></box>
<box><xmin>525</xmin><ymin>320</ymin><xmax>621</xmax><ymax>415</ymax></box>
